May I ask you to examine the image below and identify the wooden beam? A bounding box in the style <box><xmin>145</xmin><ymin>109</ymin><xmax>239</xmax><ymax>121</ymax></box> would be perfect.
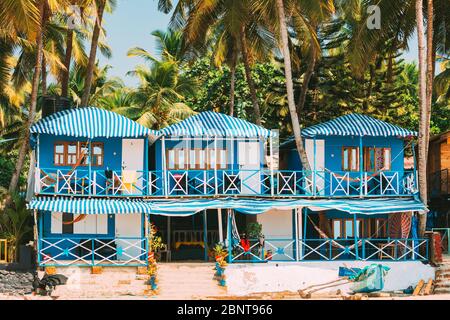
<box><xmin>413</xmin><ymin>279</ymin><xmax>425</xmax><ymax>296</ymax></box>
<box><xmin>423</xmin><ymin>278</ymin><xmax>433</xmax><ymax>295</ymax></box>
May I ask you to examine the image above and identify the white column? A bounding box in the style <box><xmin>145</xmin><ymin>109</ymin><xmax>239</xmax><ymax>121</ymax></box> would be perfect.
<box><xmin>297</xmin><ymin>207</ymin><xmax>303</xmax><ymax>260</ymax></box>
<box><xmin>167</xmin><ymin>216</ymin><xmax>171</xmax><ymax>250</ymax></box>
<box><xmin>161</xmin><ymin>136</ymin><xmax>168</xmax><ymax>197</ymax></box>
<box><xmin>217</xmin><ymin>208</ymin><xmax>223</xmax><ymax>243</ymax></box>
<box><xmin>214</xmin><ymin>136</ymin><xmax>218</xmax><ymax>195</ymax></box>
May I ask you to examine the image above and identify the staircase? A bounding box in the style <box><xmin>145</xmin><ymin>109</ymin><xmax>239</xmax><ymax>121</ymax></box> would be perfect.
<box><xmin>49</xmin><ymin>267</ymin><xmax>149</xmax><ymax>299</ymax></box>
<box><xmin>155</xmin><ymin>263</ymin><xmax>227</xmax><ymax>299</ymax></box>
<box><xmin>434</xmin><ymin>255</ymin><xmax>450</xmax><ymax>294</ymax></box>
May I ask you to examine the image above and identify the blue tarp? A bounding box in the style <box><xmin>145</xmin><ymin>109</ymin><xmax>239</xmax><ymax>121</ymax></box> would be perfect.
<box><xmin>28</xmin><ymin>197</ymin><xmax>426</xmax><ymax>216</ymax></box>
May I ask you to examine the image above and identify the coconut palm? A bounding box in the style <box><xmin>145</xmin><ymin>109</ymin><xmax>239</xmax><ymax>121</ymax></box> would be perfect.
<box><xmin>7</xmin><ymin>0</ymin><xmax>46</xmax><ymax>195</ymax></box>
<box><xmin>80</xmin><ymin>0</ymin><xmax>116</xmax><ymax>106</ymax></box>
<box><xmin>163</xmin><ymin>0</ymin><xmax>276</xmax><ymax>125</ymax></box>
<box><xmin>127</xmin><ymin>61</ymin><xmax>196</xmax><ymax>129</ymax></box>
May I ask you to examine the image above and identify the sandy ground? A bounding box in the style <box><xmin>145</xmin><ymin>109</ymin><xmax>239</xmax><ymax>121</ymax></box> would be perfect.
<box><xmin>1</xmin><ymin>292</ymin><xmax>450</xmax><ymax>300</ymax></box>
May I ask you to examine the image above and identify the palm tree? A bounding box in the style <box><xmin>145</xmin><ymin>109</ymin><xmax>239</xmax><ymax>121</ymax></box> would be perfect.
<box><xmin>416</xmin><ymin>0</ymin><xmax>429</xmax><ymax>236</ymax></box>
<box><xmin>8</xmin><ymin>0</ymin><xmax>46</xmax><ymax>195</ymax></box>
<box><xmin>80</xmin><ymin>0</ymin><xmax>115</xmax><ymax>106</ymax></box>
<box><xmin>127</xmin><ymin>61</ymin><xmax>196</xmax><ymax>129</ymax></box>
<box><xmin>0</xmin><ymin>193</ymin><xmax>33</xmax><ymax>261</ymax></box>
<box><xmin>274</xmin><ymin>0</ymin><xmax>310</xmax><ymax>170</ymax></box>
<box><xmin>164</xmin><ymin>0</ymin><xmax>275</xmax><ymax>125</ymax></box>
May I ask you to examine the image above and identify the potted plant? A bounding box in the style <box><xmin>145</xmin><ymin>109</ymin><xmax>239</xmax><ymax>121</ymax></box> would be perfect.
<box><xmin>246</xmin><ymin>222</ymin><xmax>265</xmax><ymax>260</ymax></box>
<box><xmin>212</xmin><ymin>243</ymin><xmax>228</xmax><ymax>286</ymax></box>
<box><xmin>146</xmin><ymin>223</ymin><xmax>165</xmax><ymax>291</ymax></box>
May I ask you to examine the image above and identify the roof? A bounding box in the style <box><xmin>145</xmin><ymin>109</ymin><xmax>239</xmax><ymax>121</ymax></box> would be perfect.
<box><xmin>301</xmin><ymin>113</ymin><xmax>417</xmax><ymax>138</ymax></box>
<box><xmin>159</xmin><ymin>111</ymin><xmax>276</xmax><ymax>138</ymax></box>
<box><xmin>28</xmin><ymin>197</ymin><xmax>426</xmax><ymax>216</ymax></box>
<box><xmin>30</xmin><ymin>107</ymin><xmax>159</xmax><ymax>139</ymax></box>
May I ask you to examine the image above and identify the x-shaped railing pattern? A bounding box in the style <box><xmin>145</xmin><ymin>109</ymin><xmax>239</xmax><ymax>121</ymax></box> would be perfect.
<box><xmin>39</xmin><ymin>238</ymin><xmax>147</xmax><ymax>266</ymax></box>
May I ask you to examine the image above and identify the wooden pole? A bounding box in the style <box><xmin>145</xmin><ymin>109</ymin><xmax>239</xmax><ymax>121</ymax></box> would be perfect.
<box><xmin>203</xmin><ymin>210</ymin><xmax>208</xmax><ymax>261</ymax></box>
<box><xmin>218</xmin><ymin>208</ymin><xmax>223</xmax><ymax>243</ymax></box>
<box><xmin>167</xmin><ymin>216</ymin><xmax>171</xmax><ymax>251</ymax></box>
<box><xmin>354</xmin><ymin>214</ymin><xmax>359</xmax><ymax>259</ymax></box>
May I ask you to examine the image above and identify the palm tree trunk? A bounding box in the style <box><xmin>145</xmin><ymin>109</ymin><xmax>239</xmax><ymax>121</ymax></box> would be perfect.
<box><xmin>416</xmin><ymin>0</ymin><xmax>428</xmax><ymax>237</ymax></box>
<box><xmin>8</xmin><ymin>0</ymin><xmax>46</xmax><ymax>194</ymax></box>
<box><xmin>276</xmin><ymin>0</ymin><xmax>310</xmax><ymax>171</ymax></box>
<box><xmin>424</xmin><ymin>0</ymin><xmax>434</xmax><ymax>156</ymax></box>
<box><xmin>229</xmin><ymin>47</ymin><xmax>237</xmax><ymax>117</ymax></box>
<box><xmin>41</xmin><ymin>55</ymin><xmax>47</xmax><ymax>95</ymax></box>
<box><xmin>296</xmin><ymin>36</ymin><xmax>317</xmax><ymax>118</ymax></box>
<box><xmin>80</xmin><ymin>0</ymin><xmax>106</xmax><ymax>107</ymax></box>
<box><xmin>240</xmin><ymin>25</ymin><xmax>261</xmax><ymax>125</ymax></box>
<box><xmin>61</xmin><ymin>28</ymin><xmax>74</xmax><ymax>98</ymax></box>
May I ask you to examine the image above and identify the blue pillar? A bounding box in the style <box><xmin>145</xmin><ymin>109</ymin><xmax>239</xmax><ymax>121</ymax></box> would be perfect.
<box><xmin>412</xmin><ymin>141</ymin><xmax>417</xmax><ymax>192</ymax></box>
<box><xmin>88</xmin><ymin>139</ymin><xmax>92</xmax><ymax>196</ymax></box>
<box><xmin>313</xmin><ymin>137</ymin><xmax>317</xmax><ymax>196</ymax></box>
<box><xmin>359</xmin><ymin>136</ymin><xmax>363</xmax><ymax>197</ymax></box>
<box><xmin>38</xmin><ymin>211</ymin><xmax>43</xmax><ymax>265</ymax></box>
<box><xmin>227</xmin><ymin>210</ymin><xmax>232</xmax><ymax>263</ymax></box>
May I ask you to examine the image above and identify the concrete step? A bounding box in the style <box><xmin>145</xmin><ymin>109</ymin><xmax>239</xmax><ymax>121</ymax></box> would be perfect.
<box><xmin>434</xmin><ymin>288</ymin><xmax>450</xmax><ymax>294</ymax></box>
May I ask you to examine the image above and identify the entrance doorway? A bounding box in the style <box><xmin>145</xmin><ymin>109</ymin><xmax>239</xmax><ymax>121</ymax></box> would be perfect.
<box><xmin>150</xmin><ymin>210</ymin><xmax>232</xmax><ymax>261</ymax></box>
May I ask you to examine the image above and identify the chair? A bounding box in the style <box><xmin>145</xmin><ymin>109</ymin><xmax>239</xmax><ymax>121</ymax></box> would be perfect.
<box><xmin>158</xmin><ymin>244</ymin><xmax>171</xmax><ymax>262</ymax></box>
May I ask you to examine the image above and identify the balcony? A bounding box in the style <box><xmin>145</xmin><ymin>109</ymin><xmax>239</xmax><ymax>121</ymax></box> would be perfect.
<box><xmin>229</xmin><ymin>237</ymin><xmax>428</xmax><ymax>263</ymax></box>
<box><xmin>34</xmin><ymin>167</ymin><xmax>418</xmax><ymax>198</ymax></box>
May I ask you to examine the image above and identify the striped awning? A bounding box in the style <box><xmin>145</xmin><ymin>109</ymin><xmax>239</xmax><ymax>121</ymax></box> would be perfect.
<box><xmin>301</xmin><ymin>113</ymin><xmax>417</xmax><ymax>138</ymax></box>
<box><xmin>149</xmin><ymin>197</ymin><xmax>426</xmax><ymax>216</ymax></box>
<box><xmin>28</xmin><ymin>197</ymin><xmax>426</xmax><ymax>216</ymax></box>
<box><xmin>30</xmin><ymin>107</ymin><xmax>159</xmax><ymax>138</ymax></box>
<box><xmin>28</xmin><ymin>198</ymin><xmax>152</xmax><ymax>215</ymax></box>
<box><xmin>160</xmin><ymin>111</ymin><xmax>276</xmax><ymax>138</ymax></box>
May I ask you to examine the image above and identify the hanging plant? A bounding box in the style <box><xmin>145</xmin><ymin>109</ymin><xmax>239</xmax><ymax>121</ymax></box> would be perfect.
<box><xmin>212</xmin><ymin>243</ymin><xmax>228</xmax><ymax>287</ymax></box>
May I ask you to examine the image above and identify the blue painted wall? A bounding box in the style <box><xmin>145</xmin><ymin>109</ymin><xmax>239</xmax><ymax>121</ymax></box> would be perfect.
<box><xmin>283</xmin><ymin>135</ymin><xmax>405</xmax><ymax>172</ymax></box>
<box><xmin>38</xmin><ymin>134</ymin><xmax>123</xmax><ymax>171</ymax></box>
<box><xmin>154</xmin><ymin>138</ymin><xmax>267</xmax><ymax>172</ymax></box>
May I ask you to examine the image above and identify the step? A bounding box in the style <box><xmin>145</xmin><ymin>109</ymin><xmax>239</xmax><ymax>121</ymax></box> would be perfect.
<box><xmin>434</xmin><ymin>288</ymin><xmax>450</xmax><ymax>294</ymax></box>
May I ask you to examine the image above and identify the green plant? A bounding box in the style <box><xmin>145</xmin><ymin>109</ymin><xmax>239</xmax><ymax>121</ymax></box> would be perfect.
<box><xmin>0</xmin><ymin>193</ymin><xmax>33</xmax><ymax>262</ymax></box>
<box><xmin>148</xmin><ymin>223</ymin><xmax>165</xmax><ymax>253</ymax></box>
<box><xmin>246</xmin><ymin>222</ymin><xmax>263</xmax><ymax>239</ymax></box>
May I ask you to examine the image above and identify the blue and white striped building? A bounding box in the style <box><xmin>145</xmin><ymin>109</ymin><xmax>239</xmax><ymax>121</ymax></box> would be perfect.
<box><xmin>27</xmin><ymin>107</ymin><xmax>428</xmax><ymax>267</ymax></box>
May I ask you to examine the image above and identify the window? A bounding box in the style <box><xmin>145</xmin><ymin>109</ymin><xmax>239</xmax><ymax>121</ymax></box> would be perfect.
<box><xmin>342</xmin><ymin>147</ymin><xmax>359</xmax><ymax>171</ymax></box>
<box><xmin>166</xmin><ymin>148</ymin><xmax>228</xmax><ymax>170</ymax></box>
<box><xmin>50</xmin><ymin>212</ymin><xmax>108</xmax><ymax>235</ymax></box>
<box><xmin>364</xmin><ymin>147</ymin><xmax>391</xmax><ymax>171</ymax></box>
<box><xmin>91</xmin><ymin>143</ymin><xmax>104</xmax><ymax>166</ymax></box>
<box><xmin>331</xmin><ymin>218</ymin><xmax>364</xmax><ymax>238</ymax></box>
<box><xmin>368</xmin><ymin>218</ymin><xmax>387</xmax><ymax>238</ymax></box>
<box><xmin>53</xmin><ymin>141</ymin><xmax>104</xmax><ymax>167</ymax></box>
<box><xmin>54</xmin><ymin>143</ymin><xmax>65</xmax><ymax>165</ymax></box>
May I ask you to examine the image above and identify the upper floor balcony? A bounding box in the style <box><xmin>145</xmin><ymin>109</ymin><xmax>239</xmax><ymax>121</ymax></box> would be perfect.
<box><xmin>30</xmin><ymin>109</ymin><xmax>419</xmax><ymax>200</ymax></box>
<box><xmin>34</xmin><ymin>167</ymin><xmax>417</xmax><ymax>198</ymax></box>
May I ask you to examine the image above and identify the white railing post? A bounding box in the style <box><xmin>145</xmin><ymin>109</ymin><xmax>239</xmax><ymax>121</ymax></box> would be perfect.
<box><xmin>214</xmin><ymin>136</ymin><xmax>218</xmax><ymax>196</ymax></box>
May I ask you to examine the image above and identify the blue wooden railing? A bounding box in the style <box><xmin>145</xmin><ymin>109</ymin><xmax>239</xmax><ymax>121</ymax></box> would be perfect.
<box><xmin>34</xmin><ymin>167</ymin><xmax>418</xmax><ymax>198</ymax></box>
<box><xmin>38</xmin><ymin>236</ymin><xmax>148</xmax><ymax>267</ymax></box>
<box><xmin>229</xmin><ymin>237</ymin><xmax>428</xmax><ymax>263</ymax></box>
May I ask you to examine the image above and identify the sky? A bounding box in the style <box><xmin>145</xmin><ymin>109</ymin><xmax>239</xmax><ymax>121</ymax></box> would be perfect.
<box><xmin>99</xmin><ymin>0</ymin><xmax>420</xmax><ymax>87</ymax></box>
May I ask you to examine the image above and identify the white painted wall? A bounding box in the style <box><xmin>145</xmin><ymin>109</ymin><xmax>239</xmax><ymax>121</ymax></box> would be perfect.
<box><xmin>256</xmin><ymin>209</ymin><xmax>294</xmax><ymax>261</ymax></box>
<box><xmin>257</xmin><ymin>209</ymin><xmax>293</xmax><ymax>238</ymax></box>
<box><xmin>225</xmin><ymin>261</ymin><xmax>435</xmax><ymax>296</ymax></box>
